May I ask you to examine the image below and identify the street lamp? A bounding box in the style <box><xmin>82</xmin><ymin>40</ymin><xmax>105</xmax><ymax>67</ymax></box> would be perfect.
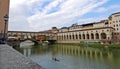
<box><xmin>3</xmin><ymin>14</ymin><xmax>9</xmax><ymax>40</ymax></box>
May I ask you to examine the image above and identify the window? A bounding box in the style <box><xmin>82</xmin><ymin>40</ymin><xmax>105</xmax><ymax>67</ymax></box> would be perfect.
<box><xmin>67</xmin><ymin>35</ymin><xmax>68</xmax><ymax>40</ymax></box>
<box><xmin>105</xmin><ymin>22</ymin><xmax>108</xmax><ymax>24</ymax></box>
<box><xmin>117</xmin><ymin>28</ymin><xmax>119</xmax><ymax>30</ymax></box>
<box><xmin>79</xmin><ymin>34</ymin><xmax>81</xmax><ymax>39</ymax></box>
<box><xmin>96</xmin><ymin>33</ymin><xmax>99</xmax><ymax>39</ymax></box>
<box><xmin>113</xmin><ymin>21</ymin><xmax>115</xmax><ymax>23</ymax></box>
<box><xmin>114</xmin><ymin>25</ymin><xmax>115</xmax><ymax>27</ymax></box>
<box><xmin>109</xmin><ymin>22</ymin><xmax>111</xmax><ymax>24</ymax></box>
<box><xmin>87</xmin><ymin>34</ymin><xmax>89</xmax><ymax>39</ymax></box>
<box><xmin>83</xmin><ymin>34</ymin><xmax>85</xmax><ymax>39</ymax></box>
<box><xmin>91</xmin><ymin>33</ymin><xmax>94</xmax><ymax>39</ymax></box>
<box><xmin>76</xmin><ymin>34</ymin><xmax>78</xmax><ymax>39</ymax></box>
<box><xmin>116</xmin><ymin>24</ymin><xmax>118</xmax><ymax>27</ymax></box>
<box><xmin>73</xmin><ymin>34</ymin><xmax>74</xmax><ymax>40</ymax></box>
<box><xmin>114</xmin><ymin>29</ymin><xmax>115</xmax><ymax>31</ymax></box>
<box><xmin>101</xmin><ymin>33</ymin><xmax>107</xmax><ymax>39</ymax></box>
<box><xmin>116</xmin><ymin>21</ymin><xmax>118</xmax><ymax>23</ymax></box>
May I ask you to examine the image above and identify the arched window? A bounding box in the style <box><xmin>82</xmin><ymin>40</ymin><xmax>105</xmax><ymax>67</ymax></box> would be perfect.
<box><xmin>73</xmin><ymin>34</ymin><xmax>75</xmax><ymax>40</ymax></box>
<box><xmin>79</xmin><ymin>34</ymin><xmax>81</xmax><ymax>39</ymax></box>
<box><xmin>91</xmin><ymin>33</ymin><xmax>94</xmax><ymax>39</ymax></box>
<box><xmin>83</xmin><ymin>34</ymin><xmax>85</xmax><ymax>39</ymax></box>
<box><xmin>96</xmin><ymin>33</ymin><xmax>99</xmax><ymax>39</ymax></box>
<box><xmin>76</xmin><ymin>34</ymin><xmax>78</xmax><ymax>40</ymax></box>
<box><xmin>62</xmin><ymin>35</ymin><xmax>64</xmax><ymax>40</ymax></box>
<box><xmin>70</xmin><ymin>35</ymin><xmax>71</xmax><ymax>40</ymax></box>
<box><xmin>67</xmin><ymin>35</ymin><xmax>68</xmax><ymax>40</ymax></box>
<box><xmin>64</xmin><ymin>35</ymin><xmax>66</xmax><ymax>40</ymax></box>
<box><xmin>87</xmin><ymin>34</ymin><xmax>89</xmax><ymax>39</ymax></box>
<box><xmin>101</xmin><ymin>33</ymin><xmax>107</xmax><ymax>39</ymax></box>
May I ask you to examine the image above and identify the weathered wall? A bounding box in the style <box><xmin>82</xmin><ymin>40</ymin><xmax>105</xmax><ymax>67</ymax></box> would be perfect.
<box><xmin>0</xmin><ymin>0</ymin><xmax>10</xmax><ymax>38</ymax></box>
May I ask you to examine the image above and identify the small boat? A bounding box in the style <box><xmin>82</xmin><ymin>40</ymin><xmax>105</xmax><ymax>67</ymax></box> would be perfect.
<box><xmin>52</xmin><ymin>57</ymin><xmax>60</xmax><ymax>62</ymax></box>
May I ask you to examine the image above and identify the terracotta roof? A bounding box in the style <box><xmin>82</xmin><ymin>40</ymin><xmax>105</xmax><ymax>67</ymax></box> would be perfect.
<box><xmin>111</xmin><ymin>12</ymin><xmax>120</xmax><ymax>15</ymax></box>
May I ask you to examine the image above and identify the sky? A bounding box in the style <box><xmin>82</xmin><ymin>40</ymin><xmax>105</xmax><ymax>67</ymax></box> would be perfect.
<box><xmin>9</xmin><ymin>0</ymin><xmax>120</xmax><ymax>32</ymax></box>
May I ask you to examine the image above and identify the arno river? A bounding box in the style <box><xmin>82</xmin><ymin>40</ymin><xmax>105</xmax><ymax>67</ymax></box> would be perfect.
<box><xmin>15</xmin><ymin>43</ymin><xmax>120</xmax><ymax>69</ymax></box>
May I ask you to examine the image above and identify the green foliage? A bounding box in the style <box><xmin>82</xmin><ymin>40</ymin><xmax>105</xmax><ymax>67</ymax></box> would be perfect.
<box><xmin>55</xmin><ymin>43</ymin><xmax>120</xmax><ymax>48</ymax></box>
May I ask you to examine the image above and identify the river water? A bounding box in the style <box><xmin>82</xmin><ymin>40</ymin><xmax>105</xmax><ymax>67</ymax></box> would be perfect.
<box><xmin>15</xmin><ymin>44</ymin><xmax>120</xmax><ymax>69</ymax></box>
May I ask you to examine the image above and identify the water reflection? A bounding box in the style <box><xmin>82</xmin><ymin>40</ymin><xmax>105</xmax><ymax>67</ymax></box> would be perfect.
<box><xmin>16</xmin><ymin>44</ymin><xmax>120</xmax><ymax>69</ymax></box>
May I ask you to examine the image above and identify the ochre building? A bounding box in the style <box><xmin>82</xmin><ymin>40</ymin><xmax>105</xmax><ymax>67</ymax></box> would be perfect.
<box><xmin>0</xmin><ymin>0</ymin><xmax>10</xmax><ymax>38</ymax></box>
<box><xmin>57</xmin><ymin>12</ymin><xmax>120</xmax><ymax>44</ymax></box>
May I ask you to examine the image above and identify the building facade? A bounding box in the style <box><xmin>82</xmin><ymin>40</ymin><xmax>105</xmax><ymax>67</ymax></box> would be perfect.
<box><xmin>8</xmin><ymin>12</ymin><xmax>120</xmax><ymax>44</ymax></box>
<box><xmin>108</xmin><ymin>12</ymin><xmax>120</xmax><ymax>43</ymax></box>
<box><xmin>0</xmin><ymin>0</ymin><xmax>10</xmax><ymax>38</ymax></box>
<box><xmin>57</xmin><ymin>12</ymin><xmax>120</xmax><ymax>43</ymax></box>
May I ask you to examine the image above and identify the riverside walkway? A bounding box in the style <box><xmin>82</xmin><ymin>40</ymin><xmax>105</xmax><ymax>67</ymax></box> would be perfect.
<box><xmin>0</xmin><ymin>44</ymin><xmax>44</xmax><ymax>69</ymax></box>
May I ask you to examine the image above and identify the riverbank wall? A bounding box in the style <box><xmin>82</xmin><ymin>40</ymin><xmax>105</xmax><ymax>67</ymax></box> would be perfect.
<box><xmin>55</xmin><ymin>43</ymin><xmax>120</xmax><ymax>48</ymax></box>
<box><xmin>0</xmin><ymin>44</ymin><xmax>44</xmax><ymax>69</ymax></box>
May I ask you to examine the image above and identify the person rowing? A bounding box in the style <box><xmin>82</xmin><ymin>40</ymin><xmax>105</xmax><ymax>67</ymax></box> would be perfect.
<box><xmin>52</xmin><ymin>57</ymin><xmax>60</xmax><ymax>62</ymax></box>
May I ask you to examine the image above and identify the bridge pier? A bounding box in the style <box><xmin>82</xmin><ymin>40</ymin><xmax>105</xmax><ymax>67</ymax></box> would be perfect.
<box><xmin>47</xmin><ymin>40</ymin><xmax>56</xmax><ymax>44</ymax></box>
<box><xmin>7</xmin><ymin>38</ymin><xmax>57</xmax><ymax>47</ymax></box>
<box><xmin>7</xmin><ymin>40</ymin><xmax>20</xmax><ymax>47</ymax></box>
<box><xmin>20</xmin><ymin>38</ymin><xmax>39</xmax><ymax>45</ymax></box>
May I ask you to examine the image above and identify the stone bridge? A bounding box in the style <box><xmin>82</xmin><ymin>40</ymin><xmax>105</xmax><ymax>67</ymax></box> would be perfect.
<box><xmin>8</xmin><ymin>31</ymin><xmax>57</xmax><ymax>40</ymax></box>
<box><xmin>7</xmin><ymin>31</ymin><xmax>57</xmax><ymax>46</ymax></box>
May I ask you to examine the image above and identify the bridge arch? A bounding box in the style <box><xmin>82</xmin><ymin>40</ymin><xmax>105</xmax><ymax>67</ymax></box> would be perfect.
<box><xmin>20</xmin><ymin>38</ymin><xmax>39</xmax><ymax>45</ymax></box>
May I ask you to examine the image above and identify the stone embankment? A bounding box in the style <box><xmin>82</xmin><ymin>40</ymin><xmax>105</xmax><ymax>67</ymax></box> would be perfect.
<box><xmin>0</xmin><ymin>44</ymin><xmax>44</xmax><ymax>69</ymax></box>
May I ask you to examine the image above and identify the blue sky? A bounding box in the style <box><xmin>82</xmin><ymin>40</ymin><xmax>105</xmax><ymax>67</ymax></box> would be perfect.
<box><xmin>9</xmin><ymin>0</ymin><xmax>120</xmax><ymax>31</ymax></box>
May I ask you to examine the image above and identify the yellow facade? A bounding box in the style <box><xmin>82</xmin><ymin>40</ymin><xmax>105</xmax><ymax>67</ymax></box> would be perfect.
<box><xmin>0</xmin><ymin>0</ymin><xmax>10</xmax><ymax>38</ymax></box>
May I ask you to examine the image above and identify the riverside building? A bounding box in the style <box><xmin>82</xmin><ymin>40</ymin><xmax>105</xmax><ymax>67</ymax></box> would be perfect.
<box><xmin>0</xmin><ymin>0</ymin><xmax>10</xmax><ymax>38</ymax></box>
<box><xmin>57</xmin><ymin>12</ymin><xmax>120</xmax><ymax>44</ymax></box>
<box><xmin>8</xmin><ymin>12</ymin><xmax>120</xmax><ymax>44</ymax></box>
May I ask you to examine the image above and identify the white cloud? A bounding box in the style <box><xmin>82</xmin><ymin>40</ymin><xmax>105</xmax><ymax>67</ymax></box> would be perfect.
<box><xmin>9</xmin><ymin>0</ymin><xmax>109</xmax><ymax>31</ymax></box>
<box><xmin>77</xmin><ymin>16</ymin><xmax>107</xmax><ymax>25</ymax></box>
<box><xmin>95</xmin><ymin>7</ymin><xmax>107</xmax><ymax>13</ymax></box>
<box><xmin>94</xmin><ymin>4</ymin><xmax>120</xmax><ymax>13</ymax></box>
